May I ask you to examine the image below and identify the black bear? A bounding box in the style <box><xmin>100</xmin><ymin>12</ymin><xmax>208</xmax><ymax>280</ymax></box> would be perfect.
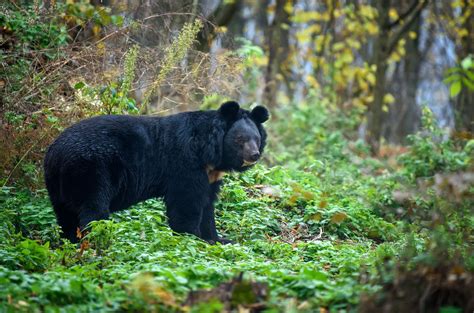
<box><xmin>44</xmin><ymin>101</ymin><xmax>269</xmax><ymax>244</ymax></box>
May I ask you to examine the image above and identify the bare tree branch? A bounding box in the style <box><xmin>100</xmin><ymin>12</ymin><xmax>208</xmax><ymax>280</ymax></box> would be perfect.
<box><xmin>196</xmin><ymin>0</ymin><xmax>240</xmax><ymax>51</ymax></box>
<box><xmin>387</xmin><ymin>0</ymin><xmax>429</xmax><ymax>54</ymax></box>
<box><xmin>385</xmin><ymin>0</ymin><xmax>420</xmax><ymax>29</ymax></box>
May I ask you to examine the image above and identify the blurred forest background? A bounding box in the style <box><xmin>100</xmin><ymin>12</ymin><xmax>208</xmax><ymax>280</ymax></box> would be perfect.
<box><xmin>2</xmin><ymin>0</ymin><xmax>474</xmax><ymax>176</ymax></box>
<box><xmin>1</xmin><ymin>0</ymin><xmax>473</xmax><ymax>312</ymax></box>
<box><xmin>0</xmin><ymin>0</ymin><xmax>474</xmax><ymax>171</ymax></box>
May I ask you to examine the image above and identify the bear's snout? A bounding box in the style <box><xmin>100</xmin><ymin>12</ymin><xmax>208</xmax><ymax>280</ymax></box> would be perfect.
<box><xmin>243</xmin><ymin>141</ymin><xmax>260</xmax><ymax>165</ymax></box>
<box><xmin>248</xmin><ymin>152</ymin><xmax>260</xmax><ymax>162</ymax></box>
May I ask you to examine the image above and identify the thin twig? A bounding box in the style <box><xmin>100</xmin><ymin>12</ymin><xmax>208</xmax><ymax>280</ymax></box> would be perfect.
<box><xmin>2</xmin><ymin>130</ymin><xmax>50</xmax><ymax>188</ymax></box>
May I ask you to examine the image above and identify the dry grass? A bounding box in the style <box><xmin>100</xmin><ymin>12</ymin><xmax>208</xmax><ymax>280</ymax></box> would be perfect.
<box><xmin>1</xmin><ymin>11</ymin><xmax>245</xmax><ymax>186</ymax></box>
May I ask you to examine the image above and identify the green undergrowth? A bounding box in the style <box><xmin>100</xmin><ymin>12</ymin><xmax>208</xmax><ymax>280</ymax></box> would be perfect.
<box><xmin>0</xmin><ymin>159</ymin><xmax>400</xmax><ymax>312</ymax></box>
<box><xmin>1</xmin><ymin>101</ymin><xmax>472</xmax><ymax>312</ymax></box>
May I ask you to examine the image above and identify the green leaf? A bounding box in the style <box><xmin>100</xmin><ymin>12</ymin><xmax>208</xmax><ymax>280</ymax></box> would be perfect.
<box><xmin>461</xmin><ymin>77</ymin><xmax>474</xmax><ymax>90</ymax></box>
<box><xmin>450</xmin><ymin>80</ymin><xmax>462</xmax><ymax>97</ymax></box>
<box><xmin>465</xmin><ymin>70</ymin><xmax>474</xmax><ymax>81</ymax></box>
<box><xmin>74</xmin><ymin>82</ymin><xmax>85</xmax><ymax>90</ymax></box>
<box><xmin>111</xmin><ymin>15</ymin><xmax>124</xmax><ymax>26</ymax></box>
<box><xmin>443</xmin><ymin>74</ymin><xmax>459</xmax><ymax>84</ymax></box>
<box><xmin>98</xmin><ymin>10</ymin><xmax>112</xmax><ymax>26</ymax></box>
<box><xmin>464</xmin><ymin>139</ymin><xmax>474</xmax><ymax>152</ymax></box>
<box><xmin>445</xmin><ymin>67</ymin><xmax>461</xmax><ymax>75</ymax></box>
<box><xmin>439</xmin><ymin>306</ymin><xmax>462</xmax><ymax>313</ymax></box>
<box><xmin>461</xmin><ymin>55</ymin><xmax>473</xmax><ymax>70</ymax></box>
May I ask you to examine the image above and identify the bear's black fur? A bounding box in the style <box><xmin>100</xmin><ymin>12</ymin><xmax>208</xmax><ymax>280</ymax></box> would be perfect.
<box><xmin>44</xmin><ymin>101</ymin><xmax>268</xmax><ymax>244</ymax></box>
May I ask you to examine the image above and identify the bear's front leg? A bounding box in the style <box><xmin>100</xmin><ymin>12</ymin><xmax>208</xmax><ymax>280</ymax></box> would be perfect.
<box><xmin>164</xmin><ymin>171</ymin><xmax>210</xmax><ymax>238</ymax></box>
<box><xmin>200</xmin><ymin>181</ymin><xmax>234</xmax><ymax>245</ymax></box>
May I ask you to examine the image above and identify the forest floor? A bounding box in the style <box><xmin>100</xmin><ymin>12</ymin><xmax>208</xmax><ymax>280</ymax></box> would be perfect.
<box><xmin>1</xmin><ymin>105</ymin><xmax>472</xmax><ymax>313</ymax></box>
<box><xmin>0</xmin><ymin>165</ymin><xmax>395</xmax><ymax>312</ymax></box>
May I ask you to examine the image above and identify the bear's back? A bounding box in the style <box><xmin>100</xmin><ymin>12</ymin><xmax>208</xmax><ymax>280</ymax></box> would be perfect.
<box><xmin>46</xmin><ymin>115</ymin><xmax>152</xmax><ymax>162</ymax></box>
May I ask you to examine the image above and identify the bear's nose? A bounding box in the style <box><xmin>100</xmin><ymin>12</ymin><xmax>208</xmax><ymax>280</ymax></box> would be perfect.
<box><xmin>249</xmin><ymin>152</ymin><xmax>260</xmax><ymax>162</ymax></box>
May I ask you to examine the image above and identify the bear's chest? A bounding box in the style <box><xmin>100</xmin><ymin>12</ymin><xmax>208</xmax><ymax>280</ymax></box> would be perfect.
<box><xmin>206</xmin><ymin>165</ymin><xmax>226</xmax><ymax>183</ymax></box>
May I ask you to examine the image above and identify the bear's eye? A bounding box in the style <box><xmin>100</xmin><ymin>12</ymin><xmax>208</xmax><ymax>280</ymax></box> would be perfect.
<box><xmin>235</xmin><ymin>135</ymin><xmax>245</xmax><ymax>143</ymax></box>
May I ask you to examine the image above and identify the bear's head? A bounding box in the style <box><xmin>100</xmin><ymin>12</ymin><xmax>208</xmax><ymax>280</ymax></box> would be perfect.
<box><xmin>218</xmin><ymin>101</ymin><xmax>269</xmax><ymax>171</ymax></box>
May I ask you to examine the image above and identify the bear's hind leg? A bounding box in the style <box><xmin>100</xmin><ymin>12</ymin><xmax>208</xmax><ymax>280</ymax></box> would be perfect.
<box><xmin>76</xmin><ymin>189</ymin><xmax>112</xmax><ymax>233</ymax></box>
<box><xmin>78</xmin><ymin>205</ymin><xmax>111</xmax><ymax>232</ymax></box>
<box><xmin>54</xmin><ymin>204</ymin><xmax>80</xmax><ymax>243</ymax></box>
<box><xmin>67</xmin><ymin>172</ymin><xmax>113</xmax><ymax>233</ymax></box>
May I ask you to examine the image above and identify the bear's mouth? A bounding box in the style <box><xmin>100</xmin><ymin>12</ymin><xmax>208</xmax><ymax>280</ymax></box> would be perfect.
<box><xmin>242</xmin><ymin>160</ymin><xmax>257</xmax><ymax>167</ymax></box>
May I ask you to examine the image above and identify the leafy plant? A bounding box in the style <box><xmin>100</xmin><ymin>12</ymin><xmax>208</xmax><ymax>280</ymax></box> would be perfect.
<box><xmin>444</xmin><ymin>55</ymin><xmax>474</xmax><ymax>98</ymax></box>
<box><xmin>399</xmin><ymin>107</ymin><xmax>470</xmax><ymax>179</ymax></box>
<box><xmin>73</xmin><ymin>44</ymin><xmax>140</xmax><ymax>115</ymax></box>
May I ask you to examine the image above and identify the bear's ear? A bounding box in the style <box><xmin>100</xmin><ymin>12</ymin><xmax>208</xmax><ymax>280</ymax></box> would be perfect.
<box><xmin>251</xmin><ymin>106</ymin><xmax>269</xmax><ymax>124</ymax></box>
<box><xmin>218</xmin><ymin>101</ymin><xmax>240</xmax><ymax>120</ymax></box>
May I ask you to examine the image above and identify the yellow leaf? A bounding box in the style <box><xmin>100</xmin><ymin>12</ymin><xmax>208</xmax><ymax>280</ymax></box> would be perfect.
<box><xmin>314</xmin><ymin>35</ymin><xmax>329</xmax><ymax>52</ymax></box>
<box><xmin>342</xmin><ymin>67</ymin><xmax>354</xmax><ymax>78</ymax></box>
<box><xmin>310</xmin><ymin>24</ymin><xmax>322</xmax><ymax>33</ymax></box>
<box><xmin>330</xmin><ymin>212</ymin><xmax>348</xmax><ymax>224</ymax></box>
<box><xmin>408</xmin><ymin>31</ymin><xmax>417</xmax><ymax>39</ymax></box>
<box><xmin>450</xmin><ymin>0</ymin><xmax>463</xmax><ymax>8</ymax></box>
<box><xmin>96</xmin><ymin>42</ymin><xmax>106</xmax><ymax>55</ymax></box>
<box><xmin>288</xmin><ymin>194</ymin><xmax>299</xmax><ymax>205</ymax></box>
<box><xmin>389</xmin><ymin>8</ymin><xmax>399</xmax><ymax>21</ymax></box>
<box><xmin>382</xmin><ymin>104</ymin><xmax>389</xmax><ymax>112</ymax></box>
<box><xmin>92</xmin><ymin>25</ymin><xmax>101</xmax><ymax>36</ymax></box>
<box><xmin>340</xmin><ymin>50</ymin><xmax>354</xmax><ymax>63</ymax></box>
<box><xmin>302</xmin><ymin>191</ymin><xmax>315</xmax><ymax>201</ymax></box>
<box><xmin>347</xmin><ymin>21</ymin><xmax>356</xmax><ymax>32</ymax></box>
<box><xmin>347</xmin><ymin>38</ymin><xmax>361</xmax><ymax>49</ymax></box>
<box><xmin>266</xmin><ymin>4</ymin><xmax>275</xmax><ymax>14</ymax></box>
<box><xmin>131</xmin><ymin>273</ymin><xmax>177</xmax><ymax>307</ymax></box>
<box><xmin>353</xmin><ymin>98</ymin><xmax>365</xmax><ymax>108</ymax></box>
<box><xmin>383</xmin><ymin>93</ymin><xmax>395</xmax><ymax>104</ymax></box>
<box><xmin>358</xmin><ymin>76</ymin><xmax>368</xmax><ymax>91</ymax></box>
<box><xmin>216</xmin><ymin>26</ymin><xmax>227</xmax><ymax>33</ymax></box>
<box><xmin>284</xmin><ymin>1</ymin><xmax>293</xmax><ymax>14</ymax></box>
<box><xmin>306</xmin><ymin>75</ymin><xmax>320</xmax><ymax>88</ymax></box>
<box><xmin>296</xmin><ymin>24</ymin><xmax>321</xmax><ymax>42</ymax></box>
<box><xmin>390</xmin><ymin>51</ymin><xmax>401</xmax><ymax>62</ymax></box>
<box><xmin>332</xmin><ymin>42</ymin><xmax>345</xmax><ymax>52</ymax></box>
<box><xmin>365</xmin><ymin>23</ymin><xmax>378</xmax><ymax>35</ymax></box>
<box><xmin>360</xmin><ymin>5</ymin><xmax>376</xmax><ymax>19</ymax></box>
<box><xmin>252</xmin><ymin>55</ymin><xmax>268</xmax><ymax>67</ymax></box>
<box><xmin>320</xmin><ymin>11</ymin><xmax>330</xmax><ymax>22</ymax></box>
<box><xmin>458</xmin><ymin>28</ymin><xmax>469</xmax><ymax>38</ymax></box>
<box><xmin>366</xmin><ymin>72</ymin><xmax>376</xmax><ymax>85</ymax></box>
<box><xmin>310</xmin><ymin>212</ymin><xmax>322</xmax><ymax>221</ymax></box>
<box><xmin>290</xmin><ymin>182</ymin><xmax>303</xmax><ymax>193</ymax></box>
<box><xmin>292</xmin><ymin>11</ymin><xmax>322</xmax><ymax>23</ymax></box>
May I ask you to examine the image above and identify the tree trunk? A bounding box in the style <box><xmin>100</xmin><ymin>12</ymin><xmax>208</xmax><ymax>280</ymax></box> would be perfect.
<box><xmin>196</xmin><ymin>0</ymin><xmax>241</xmax><ymax>52</ymax></box>
<box><xmin>263</xmin><ymin>0</ymin><xmax>290</xmax><ymax>107</ymax></box>
<box><xmin>454</xmin><ymin>1</ymin><xmax>474</xmax><ymax>133</ymax></box>
<box><xmin>366</xmin><ymin>0</ymin><xmax>390</xmax><ymax>153</ymax></box>
<box><xmin>367</xmin><ymin>0</ymin><xmax>428</xmax><ymax>152</ymax></box>
<box><xmin>385</xmin><ymin>9</ymin><xmax>422</xmax><ymax>143</ymax></box>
